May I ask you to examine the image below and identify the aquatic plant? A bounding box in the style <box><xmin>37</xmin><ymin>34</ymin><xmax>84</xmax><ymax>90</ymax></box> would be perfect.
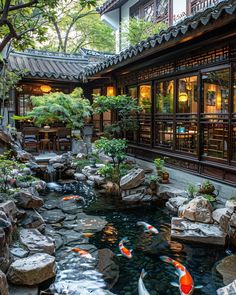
<box><xmin>186</xmin><ymin>183</ymin><xmax>198</xmax><ymax>199</ymax></box>
<box><xmin>202</xmin><ymin>194</ymin><xmax>216</xmax><ymax>203</ymax></box>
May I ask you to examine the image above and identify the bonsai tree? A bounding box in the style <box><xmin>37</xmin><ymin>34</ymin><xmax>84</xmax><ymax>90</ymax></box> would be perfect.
<box><xmin>92</xmin><ymin>95</ymin><xmax>142</xmax><ymax>138</ymax></box>
<box><xmin>28</xmin><ymin>88</ymin><xmax>92</xmax><ymax>130</ymax></box>
<box><xmin>95</xmin><ymin>137</ymin><xmax>127</xmax><ymax>185</ymax></box>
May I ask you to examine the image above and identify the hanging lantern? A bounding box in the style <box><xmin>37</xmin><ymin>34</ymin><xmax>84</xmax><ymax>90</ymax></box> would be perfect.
<box><xmin>107</xmin><ymin>86</ymin><xmax>115</xmax><ymax>96</ymax></box>
<box><xmin>179</xmin><ymin>92</ymin><xmax>188</xmax><ymax>102</ymax></box>
<box><xmin>40</xmin><ymin>85</ymin><xmax>52</xmax><ymax>93</ymax></box>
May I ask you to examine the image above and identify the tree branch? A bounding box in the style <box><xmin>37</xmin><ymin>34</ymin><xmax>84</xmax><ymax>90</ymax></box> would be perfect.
<box><xmin>0</xmin><ymin>0</ymin><xmax>39</xmax><ymax>14</ymax></box>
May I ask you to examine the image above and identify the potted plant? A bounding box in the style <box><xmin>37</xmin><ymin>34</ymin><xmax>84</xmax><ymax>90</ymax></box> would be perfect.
<box><xmin>153</xmin><ymin>157</ymin><xmax>165</xmax><ymax>178</ymax></box>
<box><xmin>198</xmin><ymin>180</ymin><xmax>215</xmax><ymax>195</ymax></box>
<box><xmin>162</xmin><ymin>170</ymin><xmax>169</xmax><ymax>184</ymax></box>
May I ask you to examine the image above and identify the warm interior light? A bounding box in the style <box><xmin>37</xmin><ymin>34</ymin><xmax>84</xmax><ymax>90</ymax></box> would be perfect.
<box><xmin>140</xmin><ymin>85</ymin><xmax>151</xmax><ymax>99</ymax></box>
<box><xmin>40</xmin><ymin>85</ymin><xmax>52</xmax><ymax>93</ymax></box>
<box><xmin>107</xmin><ymin>86</ymin><xmax>115</xmax><ymax>96</ymax></box>
<box><xmin>179</xmin><ymin>92</ymin><xmax>188</xmax><ymax>102</ymax></box>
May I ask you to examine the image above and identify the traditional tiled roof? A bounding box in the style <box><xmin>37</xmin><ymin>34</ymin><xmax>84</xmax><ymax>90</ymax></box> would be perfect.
<box><xmin>8</xmin><ymin>49</ymin><xmax>112</xmax><ymax>81</ymax></box>
<box><xmin>86</xmin><ymin>0</ymin><xmax>236</xmax><ymax>76</ymax></box>
<box><xmin>97</xmin><ymin>0</ymin><xmax>125</xmax><ymax>14</ymax></box>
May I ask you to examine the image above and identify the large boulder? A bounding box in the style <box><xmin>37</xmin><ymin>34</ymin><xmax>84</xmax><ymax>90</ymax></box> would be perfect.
<box><xmin>171</xmin><ymin>217</ymin><xmax>226</xmax><ymax>246</ymax></box>
<box><xmin>166</xmin><ymin>196</ymin><xmax>189</xmax><ymax>213</ymax></box>
<box><xmin>217</xmin><ymin>279</ymin><xmax>236</xmax><ymax>295</ymax></box>
<box><xmin>216</xmin><ymin>255</ymin><xmax>236</xmax><ymax>285</ymax></box>
<box><xmin>41</xmin><ymin>209</ymin><xmax>65</xmax><ymax>224</ymax></box>
<box><xmin>20</xmin><ymin>209</ymin><xmax>45</xmax><ymax>229</ymax></box>
<box><xmin>9</xmin><ymin>285</ymin><xmax>38</xmax><ymax>295</ymax></box>
<box><xmin>0</xmin><ymin>201</ymin><xmax>18</xmax><ymax>223</ymax></box>
<box><xmin>14</xmin><ymin>191</ymin><xmax>44</xmax><ymax>209</ymax></box>
<box><xmin>225</xmin><ymin>200</ymin><xmax>236</xmax><ymax>211</ymax></box>
<box><xmin>19</xmin><ymin>229</ymin><xmax>55</xmax><ymax>255</ymax></box>
<box><xmin>120</xmin><ymin>168</ymin><xmax>145</xmax><ymax>190</ymax></box>
<box><xmin>212</xmin><ymin>208</ymin><xmax>232</xmax><ymax>232</ymax></box>
<box><xmin>183</xmin><ymin>196</ymin><xmax>213</xmax><ymax>224</ymax></box>
<box><xmin>96</xmin><ymin>249</ymin><xmax>119</xmax><ymax>289</ymax></box>
<box><xmin>7</xmin><ymin>253</ymin><xmax>56</xmax><ymax>285</ymax></box>
<box><xmin>0</xmin><ymin>270</ymin><xmax>8</xmax><ymax>295</ymax></box>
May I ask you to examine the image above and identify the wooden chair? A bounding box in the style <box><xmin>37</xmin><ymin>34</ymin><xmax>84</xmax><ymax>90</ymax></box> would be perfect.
<box><xmin>22</xmin><ymin>127</ymin><xmax>39</xmax><ymax>152</ymax></box>
<box><xmin>56</xmin><ymin>128</ymin><xmax>72</xmax><ymax>151</ymax></box>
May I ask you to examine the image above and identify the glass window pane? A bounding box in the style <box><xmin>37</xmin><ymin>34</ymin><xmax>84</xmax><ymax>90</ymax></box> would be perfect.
<box><xmin>128</xmin><ymin>87</ymin><xmax>137</xmax><ymax>98</ymax></box>
<box><xmin>177</xmin><ymin>76</ymin><xmax>198</xmax><ymax>113</ymax></box>
<box><xmin>155</xmin><ymin>80</ymin><xmax>174</xmax><ymax>113</ymax></box>
<box><xmin>139</xmin><ymin>85</ymin><xmax>151</xmax><ymax>113</ymax></box>
<box><xmin>203</xmin><ymin>69</ymin><xmax>229</xmax><ymax>113</ymax></box>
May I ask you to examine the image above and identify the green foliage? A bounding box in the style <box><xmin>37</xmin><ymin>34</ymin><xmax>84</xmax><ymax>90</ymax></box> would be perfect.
<box><xmin>186</xmin><ymin>183</ymin><xmax>197</xmax><ymax>198</ymax></box>
<box><xmin>95</xmin><ymin>138</ymin><xmax>127</xmax><ymax>166</ymax></box>
<box><xmin>95</xmin><ymin>138</ymin><xmax>127</xmax><ymax>184</ymax></box>
<box><xmin>153</xmin><ymin>158</ymin><xmax>165</xmax><ymax>176</ymax></box>
<box><xmin>145</xmin><ymin>174</ymin><xmax>158</xmax><ymax>185</ymax></box>
<box><xmin>16</xmin><ymin>175</ymin><xmax>39</xmax><ymax>183</ymax></box>
<box><xmin>230</xmin><ymin>196</ymin><xmax>236</xmax><ymax>201</ymax></box>
<box><xmin>73</xmin><ymin>158</ymin><xmax>90</xmax><ymax>172</ymax></box>
<box><xmin>98</xmin><ymin>162</ymin><xmax>132</xmax><ymax>183</ymax></box>
<box><xmin>203</xmin><ymin>194</ymin><xmax>216</xmax><ymax>202</ymax></box>
<box><xmin>39</xmin><ymin>0</ymin><xmax>115</xmax><ymax>53</ymax></box>
<box><xmin>121</xmin><ymin>17</ymin><xmax>167</xmax><ymax>47</ymax></box>
<box><xmin>28</xmin><ymin>88</ymin><xmax>92</xmax><ymax>129</ymax></box>
<box><xmin>93</xmin><ymin>95</ymin><xmax>141</xmax><ymax>137</ymax></box>
<box><xmin>0</xmin><ymin>152</ymin><xmax>25</xmax><ymax>193</ymax></box>
<box><xmin>0</xmin><ymin>0</ymin><xmax>98</xmax><ymax>52</ymax></box>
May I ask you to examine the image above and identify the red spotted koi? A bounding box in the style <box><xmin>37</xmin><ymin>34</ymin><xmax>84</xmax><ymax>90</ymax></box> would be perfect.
<box><xmin>160</xmin><ymin>256</ymin><xmax>203</xmax><ymax>295</ymax></box>
<box><xmin>118</xmin><ymin>237</ymin><xmax>133</xmax><ymax>259</ymax></box>
<box><xmin>137</xmin><ymin>221</ymin><xmax>159</xmax><ymax>235</ymax></box>
<box><xmin>70</xmin><ymin>248</ymin><xmax>93</xmax><ymax>259</ymax></box>
<box><xmin>62</xmin><ymin>195</ymin><xmax>84</xmax><ymax>202</ymax></box>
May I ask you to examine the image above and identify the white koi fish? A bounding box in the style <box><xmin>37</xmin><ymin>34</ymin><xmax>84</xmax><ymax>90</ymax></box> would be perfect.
<box><xmin>118</xmin><ymin>237</ymin><xmax>133</xmax><ymax>259</ymax></box>
<box><xmin>137</xmin><ymin>221</ymin><xmax>159</xmax><ymax>235</ymax></box>
<box><xmin>138</xmin><ymin>269</ymin><xmax>150</xmax><ymax>295</ymax></box>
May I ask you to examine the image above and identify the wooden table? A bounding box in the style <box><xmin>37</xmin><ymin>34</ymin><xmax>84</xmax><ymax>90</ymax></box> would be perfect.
<box><xmin>39</xmin><ymin>128</ymin><xmax>58</xmax><ymax>151</ymax></box>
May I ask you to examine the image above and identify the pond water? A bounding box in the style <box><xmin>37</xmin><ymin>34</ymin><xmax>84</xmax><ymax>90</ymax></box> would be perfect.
<box><xmin>43</xmin><ymin>182</ymin><xmax>233</xmax><ymax>295</ymax></box>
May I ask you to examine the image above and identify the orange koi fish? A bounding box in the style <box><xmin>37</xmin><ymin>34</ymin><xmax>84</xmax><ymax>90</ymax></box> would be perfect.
<box><xmin>137</xmin><ymin>221</ymin><xmax>159</xmax><ymax>235</ymax></box>
<box><xmin>118</xmin><ymin>237</ymin><xmax>133</xmax><ymax>259</ymax></box>
<box><xmin>160</xmin><ymin>256</ymin><xmax>203</xmax><ymax>295</ymax></box>
<box><xmin>70</xmin><ymin>247</ymin><xmax>93</xmax><ymax>259</ymax></box>
<box><xmin>62</xmin><ymin>195</ymin><xmax>85</xmax><ymax>202</ymax></box>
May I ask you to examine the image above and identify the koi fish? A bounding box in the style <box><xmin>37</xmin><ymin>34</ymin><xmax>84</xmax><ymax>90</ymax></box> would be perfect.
<box><xmin>70</xmin><ymin>247</ymin><xmax>94</xmax><ymax>259</ymax></box>
<box><xmin>137</xmin><ymin>221</ymin><xmax>159</xmax><ymax>235</ymax></box>
<box><xmin>118</xmin><ymin>237</ymin><xmax>133</xmax><ymax>259</ymax></box>
<box><xmin>62</xmin><ymin>196</ymin><xmax>85</xmax><ymax>203</ymax></box>
<box><xmin>160</xmin><ymin>256</ymin><xmax>203</xmax><ymax>295</ymax></box>
<box><xmin>82</xmin><ymin>232</ymin><xmax>94</xmax><ymax>238</ymax></box>
<box><xmin>138</xmin><ymin>269</ymin><xmax>150</xmax><ymax>295</ymax></box>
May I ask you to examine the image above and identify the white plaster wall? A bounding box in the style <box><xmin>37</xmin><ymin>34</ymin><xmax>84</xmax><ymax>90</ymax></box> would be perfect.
<box><xmin>121</xmin><ymin>0</ymin><xmax>139</xmax><ymax>21</ymax></box>
<box><xmin>173</xmin><ymin>0</ymin><xmax>187</xmax><ymax>24</ymax></box>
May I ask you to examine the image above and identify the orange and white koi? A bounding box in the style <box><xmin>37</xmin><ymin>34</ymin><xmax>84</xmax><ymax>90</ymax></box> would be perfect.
<box><xmin>70</xmin><ymin>247</ymin><xmax>94</xmax><ymax>260</ymax></box>
<box><xmin>118</xmin><ymin>237</ymin><xmax>133</xmax><ymax>259</ymax></box>
<box><xmin>138</xmin><ymin>269</ymin><xmax>150</xmax><ymax>295</ymax></box>
<box><xmin>62</xmin><ymin>195</ymin><xmax>85</xmax><ymax>203</ymax></box>
<box><xmin>160</xmin><ymin>256</ymin><xmax>203</xmax><ymax>295</ymax></box>
<box><xmin>137</xmin><ymin>221</ymin><xmax>159</xmax><ymax>235</ymax></box>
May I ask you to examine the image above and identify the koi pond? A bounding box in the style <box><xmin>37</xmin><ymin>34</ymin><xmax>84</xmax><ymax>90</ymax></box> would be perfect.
<box><xmin>42</xmin><ymin>182</ymin><xmax>232</xmax><ymax>295</ymax></box>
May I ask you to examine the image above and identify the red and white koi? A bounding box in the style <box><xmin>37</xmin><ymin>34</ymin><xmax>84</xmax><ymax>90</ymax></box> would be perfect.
<box><xmin>118</xmin><ymin>237</ymin><xmax>133</xmax><ymax>259</ymax></box>
<box><xmin>160</xmin><ymin>256</ymin><xmax>203</xmax><ymax>295</ymax></box>
<box><xmin>138</xmin><ymin>269</ymin><xmax>150</xmax><ymax>295</ymax></box>
<box><xmin>62</xmin><ymin>195</ymin><xmax>85</xmax><ymax>203</ymax></box>
<box><xmin>137</xmin><ymin>221</ymin><xmax>159</xmax><ymax>235</ymax></box>
<box><xmin>70</xmin><ymin>247</ymin><xmax>94</xmax><ymax>260</ymax></box>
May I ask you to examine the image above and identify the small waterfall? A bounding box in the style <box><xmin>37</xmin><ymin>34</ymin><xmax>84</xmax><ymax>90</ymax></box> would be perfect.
<box><xmin>46</xmin><ymin>163</ymin><xmax>57</xmax><ymax>183</ymax></box>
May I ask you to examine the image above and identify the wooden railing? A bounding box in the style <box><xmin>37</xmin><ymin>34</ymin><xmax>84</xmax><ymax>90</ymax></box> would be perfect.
<box><xmin>187</xmin><ymin>0</ymin><xmax>221</xmax><ymax>16</ymax></box>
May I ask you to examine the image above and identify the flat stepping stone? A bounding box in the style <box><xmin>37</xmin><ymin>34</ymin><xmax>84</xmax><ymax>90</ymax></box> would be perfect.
<box><xmin>41</xmin><ymin>209</ymin><xmax>65</xmax><ymax>224</ymax></box>
<box><xmin>43</xmin><ymin>200</ymin><xmax>60</xmax><ymax>210</ymax></box>
<box><xmin>19</xmin><ymin>229</ymin><xmax>55</xmax><ymax>255</ymax></box>
<box><xmin>7</xmin><ymin>253</ymin><xmax>56</xmax><ymax>286</ymax></box>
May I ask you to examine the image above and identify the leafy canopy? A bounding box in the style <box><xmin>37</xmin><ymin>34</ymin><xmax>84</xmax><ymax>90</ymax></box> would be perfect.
<box><xmin>0</xmin><ymin>0</ymin><xmax>98</xmax><ymax>53</ymax></box>
<box><xmin>121</xmin><ymin>17</ymin><xmax>167</xmax><ymax>47</ymax></box>
<box><xmin>28</xmin><ymin>88</ymin><xmax>92</xmax><ymax>129</ymax></box>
